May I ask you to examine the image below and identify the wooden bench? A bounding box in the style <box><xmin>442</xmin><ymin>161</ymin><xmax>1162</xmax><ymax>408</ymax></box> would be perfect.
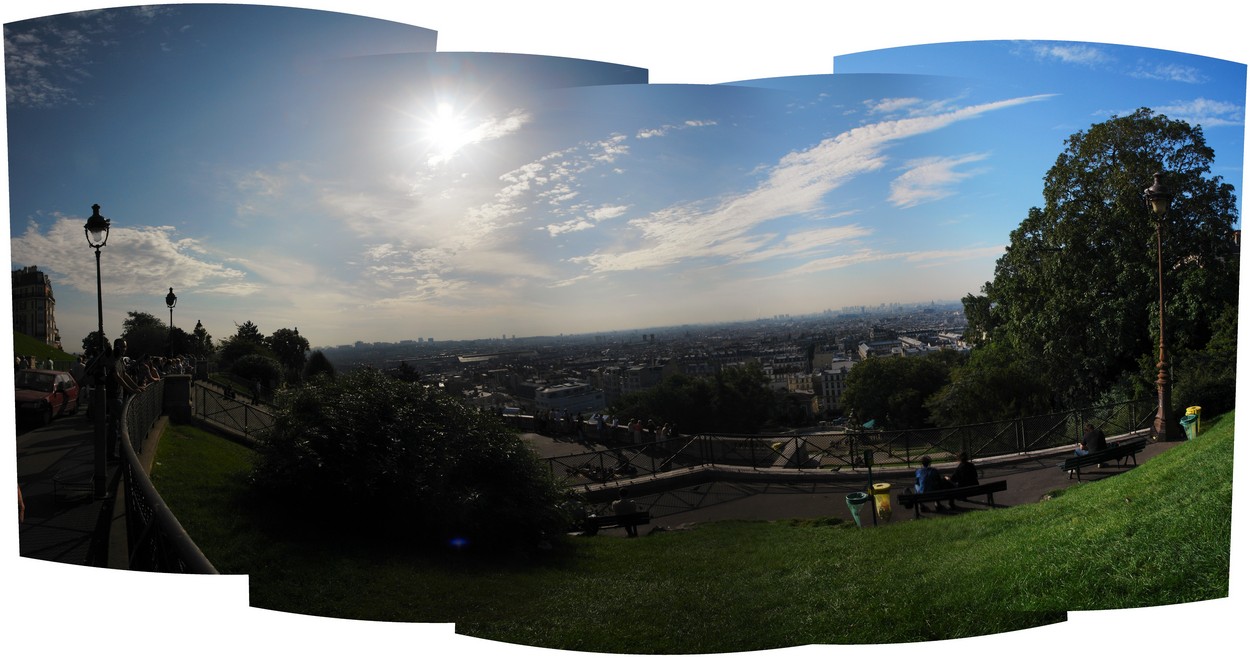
<box><xmin>580</xmin><ymin>511</ymin><xmax>651</xmax><ymax>536</ymax></box>
<box><xmin>897</xmin><ymin>480</ymin><xmax>1008</xmax><ymax>518</ymax></box>
<box><xmin>1059</xmin><ymin>437</ymin><xmax>1148</xmax><ymax>481</ymax></box>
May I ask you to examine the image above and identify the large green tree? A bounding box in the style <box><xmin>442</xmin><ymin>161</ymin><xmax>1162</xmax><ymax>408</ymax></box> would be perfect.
<box><xmin>268</xmin><ymin>327</ymin><xmax>310</xmax><ymax>381</ymax></box>
<box><xmin>841</xmin><ymin>352</ymin><xmax>961</xmax><ymax>429</ymax></box>
<box><xmin>251</xmin><ymin>368</ymin><xmax>566</xmax><ymax>551</ymax></box>
<box><xmin>971</xmin><ymin>108</ymin><xmax>1239</xmax><ymax>408</ymax></box>
<box><xmin>120</xmin><ymin>311</ymin><xmax>168</xmax><ymax>358</ymax></box>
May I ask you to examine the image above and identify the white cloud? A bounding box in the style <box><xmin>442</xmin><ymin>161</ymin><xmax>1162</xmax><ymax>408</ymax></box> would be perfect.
<box><xmin>1029</xmin><ymin>42</ymin><xmax>1111</xmax><ymax>67</ymax></box>
<box><xmin>573</xmin><ymin>94</ymin><xmax>1052</xmax><ymax>274</ymax></box>
<box><xmin>1132</xmin><ymin>62</ymin><xmax>1206</xmax><ymax>84</ymax></box>
<box><xmin>889</xmin><ymin>153</ymin><xmax>989</xmax><ymax>208</ymax></box>
<box><xmin>10</xmin><ymin>216</ymin><xmax>247</xmax><ymax>296</ymax></box>
<box><xmin>1155</xmin><ymin>97</ymin><xmax>1244</xmax><ymax>127</ymax></box>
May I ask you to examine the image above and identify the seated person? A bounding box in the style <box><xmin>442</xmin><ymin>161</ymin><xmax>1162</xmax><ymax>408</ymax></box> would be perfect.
<box><xmin>1074</xmin><ymin>423</ymin><xmax>1107</xmax><ymax>456</ymax></box>
<box><xmin>913</xmin><ymin>455</ymin><xmax>949</xmax><ymax>511</ymax></box>
<box><xmin>944</xmin><ymin>452</ymin><xmax>979</xmax><ymax>508</ymax></box>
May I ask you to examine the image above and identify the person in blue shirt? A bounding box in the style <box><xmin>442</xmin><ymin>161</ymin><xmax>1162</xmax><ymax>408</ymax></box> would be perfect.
<box><xmin>914</xmin><ymin>455</ymin><xmax>948</xmax><ymax>511</ymax></box>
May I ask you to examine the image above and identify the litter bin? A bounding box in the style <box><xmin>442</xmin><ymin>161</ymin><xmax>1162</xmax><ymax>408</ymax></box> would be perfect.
<box><xmin>1179</xmin><ymin>414</ymin><xmax>1198</xmax><ymax>440</ymax></box>
<box><xmin>871</xmin><ymin>482</ymin><xmax>892</xmax><ymax>522</ymax></box>
<box><xmin>845</xmin><ymin>492</ymin><xmax>871</xmax><ymax>528</ymax></box>
<box><xmin>1186</xmin><ymin>406</ymin><xmax>1202</xmax><ymax>436</ymax></box>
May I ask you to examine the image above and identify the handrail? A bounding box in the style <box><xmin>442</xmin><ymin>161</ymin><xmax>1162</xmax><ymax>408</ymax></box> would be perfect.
<box><xmin>539</xmin><ymin>399</ymin><xmax>1155</xmax><ymax>488</ymax></box>
<box><xmin>119</xmin><ymin>379</ymin><xmax>218</xmax><ymax>574</ymax></box>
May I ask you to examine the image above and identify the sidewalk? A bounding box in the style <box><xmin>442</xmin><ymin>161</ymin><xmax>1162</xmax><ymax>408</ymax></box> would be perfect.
<box><xmin>520</xmin><ymin>431</ymin><xmax>1181</xmax><ymax>533</ymax></box>
<box><xmin>14</xmin><ymin>412</ymin><xmax>119</xmax><ymax>566</ymax></box>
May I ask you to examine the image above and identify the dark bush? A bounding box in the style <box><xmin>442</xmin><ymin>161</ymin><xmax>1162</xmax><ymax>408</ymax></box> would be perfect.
<box><xmin>250</xmin><ymin>368</ymin><xmax>567</xmax><ymax>552</ymax></box>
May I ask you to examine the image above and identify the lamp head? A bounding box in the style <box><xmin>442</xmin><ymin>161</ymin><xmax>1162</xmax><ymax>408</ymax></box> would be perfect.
<box><xmin>166</xmin><ymin>287</ymin><xmax>177</xmax><ymax>309</ymax></box>
<box><xmin>1143</xmin><ymin>172</ymin><xmax>1172</xmax><ymax>217</ymax></box>
<box><xmin>84</xmin><ymin>203</ymin><xmax>111</xmax><ymax>248</ymax></box>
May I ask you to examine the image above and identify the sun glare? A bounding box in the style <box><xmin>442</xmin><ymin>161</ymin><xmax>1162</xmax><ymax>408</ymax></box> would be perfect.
<box><xmin>425</xmin><ymin>102</ymin><xmax>473</xmax><ymax>166</ymax></box>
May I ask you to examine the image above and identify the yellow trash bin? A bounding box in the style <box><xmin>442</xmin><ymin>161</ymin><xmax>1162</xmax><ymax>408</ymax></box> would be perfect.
<box><xmin>872</xmin><ymin>482</ymin><xmax>892</xmax><ymax>522</ymax></box>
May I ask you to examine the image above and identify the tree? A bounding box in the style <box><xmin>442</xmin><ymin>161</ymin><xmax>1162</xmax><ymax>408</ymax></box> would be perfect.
<box><xmin>81</xmin><ymin>331</ymin><xmax>108</xmax><ymax>356</ymax></box>
<box><xmin>268</xmin><ymin>327</ymin><xmax>310</xmax><ymax>381</ymax></box>
<box><xmin>218</xmin><ymin>321</ymin><xmax>273</xmax><ymax>368</ymax></box>
<box><xmin>303</xmin><ymin>350</ymin><xmax>336</xmax><ymax>380</ymax></box>
<box><xmin>190</xmin><ymin>321</ymin><xmax>215</xmax><ymax>360</ymax></box>
<box><xmin>250</xmin><ymin>368</ymin><xmax>566</xmax><ymax>552</ymax></box>
<box><xmin>925</xmin><ymin>342</ymin><xmax>1054</xmax><ymax>427</ymax></box>
<box><xmin>841</xmin><ymin>353</ymin><xmax>960</xmax><ymax>429</ymax></box>
<box><xmin>972</xmin><ymin>108</ymin><xmax>1239</xmax><ymax>407</ymax></box>
<box><xmin>120</xmin><ymin>310</ymin><xmax>167</xmax><ymax>359</ymax></box>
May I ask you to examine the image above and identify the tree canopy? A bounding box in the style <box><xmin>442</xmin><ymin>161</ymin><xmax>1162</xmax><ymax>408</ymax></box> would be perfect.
<box><xmin>967</xmin><ymin>108</ymin><xmax>1238</xmax><ymax>409</ymax></box>
<box><xmin>250</xmin><ymin>368</ymin><xmax>566</xmax><ymax>552</ymax></box>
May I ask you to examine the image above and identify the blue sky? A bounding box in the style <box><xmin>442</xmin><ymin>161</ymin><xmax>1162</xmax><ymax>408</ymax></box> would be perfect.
<box><xmin>5</xmin><ymin>5</ymin><xmax>1245</xmax><ymax>351</ymax></box>
<box><xmin>4</xmin><ymin>2</ymin><xmax>1248</xmax><ymax>657</ymax></box>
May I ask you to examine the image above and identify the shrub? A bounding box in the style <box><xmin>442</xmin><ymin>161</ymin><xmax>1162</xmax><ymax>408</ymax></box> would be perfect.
<box><xmin>250</xmin><ymin>368</ymin><xmax>567</xmax><ymax>552</ymax></box>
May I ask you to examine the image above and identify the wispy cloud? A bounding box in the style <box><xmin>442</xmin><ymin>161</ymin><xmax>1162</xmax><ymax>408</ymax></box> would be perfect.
<box><xmin>571</xmin><ymin>95</ymin><xmax>1052</xmax><ymax>274</ymax></box>
<box><xmin>1131</xmin><ymin>62</ymin><xmax>1206</xmax><ymax>84</ymax></box>
<box><xmin>1155</xmin><ymin>97</ymin><xmax>1244</xmax><ymax>127</ymax></box>
<box><xmin>3</xmin><ymin>7</ymin><xmax>173</xmax><ymax>108</ymax></box>
<box><xmin>889</xmin><ymin>153</ymin><xmax>990</xmax><ymax>208</ymax></box>
<box><xmin>1026</xmin><ymin>42</ymin><xmax>1112</xmax><ymax>67</ymax></box>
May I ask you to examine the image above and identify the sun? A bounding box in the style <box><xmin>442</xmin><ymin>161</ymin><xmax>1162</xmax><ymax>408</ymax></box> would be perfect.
<box><xmin>424</xmin><ymin>102</ymin><xmax>473</xmax><ymax>166</ymax></box>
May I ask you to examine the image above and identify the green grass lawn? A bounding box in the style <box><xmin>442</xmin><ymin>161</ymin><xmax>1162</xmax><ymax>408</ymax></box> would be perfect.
<box><xmin>151</xmin><ymin>414</ymin><xmax>1234</xmax><ymax>653</ymax></box>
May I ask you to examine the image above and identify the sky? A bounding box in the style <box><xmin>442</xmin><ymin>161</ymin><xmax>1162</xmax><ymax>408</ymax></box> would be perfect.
<box><xmin>4</xmin><ymin>2</ymin><xmax>1248</xmax><ymax>657</ymax></box>
<box><xmin>5</xmin><ymin>3</ymin><xmax>1244</xmax><ymax>351</ymax></box>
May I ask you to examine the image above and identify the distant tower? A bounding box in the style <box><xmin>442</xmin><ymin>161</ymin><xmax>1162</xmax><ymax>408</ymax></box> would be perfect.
<box><xmin>11</xmin><ymin>265</ymin><xmax>60</xmax><ymax>349</ymax></box>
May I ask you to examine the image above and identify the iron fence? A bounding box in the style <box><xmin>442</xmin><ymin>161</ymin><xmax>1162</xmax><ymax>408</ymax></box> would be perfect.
<box><xmin>192</xmin><ymin>381</ymin><xmax>274</xmax><ymax>442</ymax></box>
<box><xmin>118</xmin><ymin>379</ymin><xmax>218</xmax><ymax>573</ymax></box>
<box><xmin>542</xmin><ymin>399</ymin><xmax>1155</xmax><ymax>488</ymax></box>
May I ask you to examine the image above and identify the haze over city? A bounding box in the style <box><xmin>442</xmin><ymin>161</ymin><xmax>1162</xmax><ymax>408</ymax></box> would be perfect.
<box><xmin>6</xmin><ymin>3</ymin><xmax>1242</xmax><ymax>351</ymax></box>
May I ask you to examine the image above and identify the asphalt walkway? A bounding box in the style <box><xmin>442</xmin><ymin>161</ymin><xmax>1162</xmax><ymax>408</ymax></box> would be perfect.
<box><xmin>520</xmin><ymin>430</ymin><xmax>1180</xmax><ymax>535</ymax></box>
<box><xmin>14</xmin><ymin>411</ymin><xmax>120</xmax><ymax>566</ymax></box>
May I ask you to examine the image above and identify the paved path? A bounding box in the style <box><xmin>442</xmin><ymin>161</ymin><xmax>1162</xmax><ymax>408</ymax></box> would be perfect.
<box><xmin>520</xmin><ymin>431</ymin><xmax>1180</xmax><ymax>535</ymax></box>
<box><xmin>14</xmin><ymin>411</ymin><xmax>121</xmax><ymax>566</ymax></box>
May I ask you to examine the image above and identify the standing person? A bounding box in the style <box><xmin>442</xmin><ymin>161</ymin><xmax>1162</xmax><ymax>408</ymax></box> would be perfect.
<box><xmin>610</xmin><ymin>488</ymin><xmax>640</xmax><ymax>538</ymax></box>
<box><xmin>629</xmin><ymin>418</ymin><xmax>642</xmax><ymax>444</ymax></box>
<box><xmin>69</xmin><ymin>355</ymin><xmax>87</xmax><ymax>386</ymax></box>
<box><xmin>106</xmin><ymin>340</ymin><xmax>145</xmax><ymax>459</ymax></box>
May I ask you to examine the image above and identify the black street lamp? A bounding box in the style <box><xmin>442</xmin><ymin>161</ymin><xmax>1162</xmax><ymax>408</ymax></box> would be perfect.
<box><xmin>166</xmin><ymin>287</ymin><xmax>177</xmax><ymax>355</ymax></box>
<box><xmin>1143</xmin><ymin>173</ymin><xmax>1174</xmax><ymax>441</ymax></box>
<box><xmin>85</xmin><ymin>204</ymin><xmax>111</xmax><ymax>497</ymax></box>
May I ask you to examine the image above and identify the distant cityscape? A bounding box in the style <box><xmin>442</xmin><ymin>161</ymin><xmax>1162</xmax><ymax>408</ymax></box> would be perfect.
<box><xmin>12</xmin><ymin>264</ymin><xmax>968</xmax><ymax>420</ymax></box>
<box><xmin>318</xmin><ymin>300</ymin><xmax>969</xmax><ymax>421</ymax></box>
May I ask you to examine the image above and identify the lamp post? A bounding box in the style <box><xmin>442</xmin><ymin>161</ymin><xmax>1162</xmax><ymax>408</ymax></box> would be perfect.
<box><xmin>166</xmin><ymin>287</ymin><xmax>177</xmax><ymax>356</ymax></box>
<box><xmin>1143</xmin><ymin>173</ymin><xmax>1174</xmax><ymax>441</ymax></box>
<box><xmin>85</xmin><ymin>204</ymin><xmax>111</xmax><ymax>497</ymax></box>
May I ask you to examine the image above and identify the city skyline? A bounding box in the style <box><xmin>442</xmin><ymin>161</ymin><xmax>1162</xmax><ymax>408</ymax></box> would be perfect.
<box><xmin>6</xmin><ymin>5</ymin><xmax>1243</xmax><ymax>352</ymax></box>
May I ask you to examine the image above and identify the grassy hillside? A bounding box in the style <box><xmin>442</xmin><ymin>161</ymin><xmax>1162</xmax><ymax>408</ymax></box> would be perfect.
<box><xmin>13</xmin><ymin>331</ymin><xmax>77</xmax><ymax>363</ymax></box>
<box><xmin>152</xmin><ymin>412</ymin><xmax>1234</xmax><ymax>653</ymax></box>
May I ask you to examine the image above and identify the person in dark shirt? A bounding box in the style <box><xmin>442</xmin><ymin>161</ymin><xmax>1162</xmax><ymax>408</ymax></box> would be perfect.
<box><xmin>944</xmin><ymin>452</ymin><xmax>979</xmax><ymax>509</ymax></box>
<box><xmin>948</xmin><ymin>452</ymin><xmax>979</xmax><ymax>488</ymax></box>
<box><xmin>1075</xmin><ymin>423</ymin><xmax>1107</xmax><ymax>456</ymax></box>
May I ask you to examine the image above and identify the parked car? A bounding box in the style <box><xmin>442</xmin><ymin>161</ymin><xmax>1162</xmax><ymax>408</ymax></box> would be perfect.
<box><xmin>14</xmin><ymin>368</ymin><xmax>81</xmax><ymax>426</ymax></box>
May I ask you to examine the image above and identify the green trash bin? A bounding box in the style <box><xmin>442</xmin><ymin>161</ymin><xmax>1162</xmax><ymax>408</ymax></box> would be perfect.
<box><xmin>1179</xmin><ymin>414</ymin><xmax>1198</xmax><ymax>440</ymax></box>
<box><xmin>845</xmin><ymin>492</ymin><xmax>871</xmax><ymax>528</ymax></box>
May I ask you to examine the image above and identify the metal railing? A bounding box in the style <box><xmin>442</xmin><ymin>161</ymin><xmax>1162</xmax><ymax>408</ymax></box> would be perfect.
<box><xmin>118</xmin><ymin>379</ymin><xmax>218</xmax><ymax>573</ymax></box>
<box><xmin>536</xmin><ymin>400</ymin><xmax>1156</xmax><ymax>488</ymax></box>
<box><xmin>191</xmin><ymin>381</ymin><xmax>274</xmax><ymax>442</ymax></box>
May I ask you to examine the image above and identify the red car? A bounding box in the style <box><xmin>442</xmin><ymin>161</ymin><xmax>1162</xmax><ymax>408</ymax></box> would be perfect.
<box><xmin>14</xmin><ymin>368</ymin><xmax>81</xmax><ymax>426</ymax></box>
